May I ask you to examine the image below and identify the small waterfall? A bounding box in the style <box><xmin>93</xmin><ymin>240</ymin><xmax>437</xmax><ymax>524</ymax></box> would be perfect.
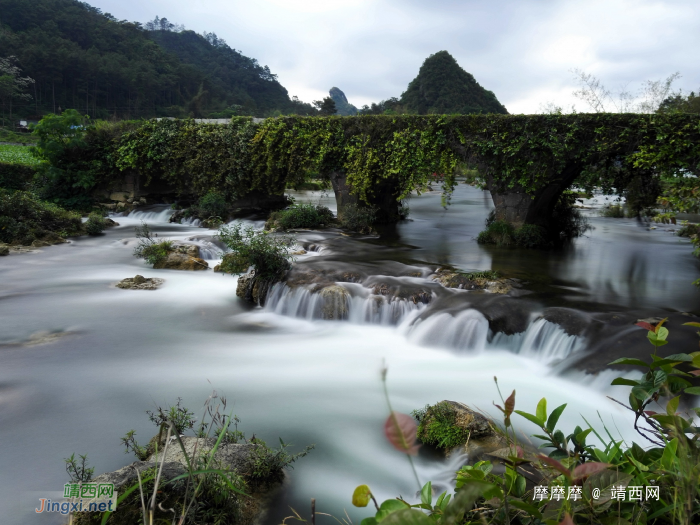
<box><xmin>404</xmin><ymin>310</ymin><xmax>490</xmax><ymax>352</ymax></box>
<box><xmin>122</xmin><ymin>207</ymin><xmax>174</xmax><ymax>222</ymax></box>
<box><xmin>490</xmin><ymin>319</ymin><xmax>582</xmax><ymax>364</ymax></box>
<box><xmin>264</xmin><ymin>283</ymin><xmax>427</xmax><ymax>325</ymax></box>
<box><xmin>180</xmin><ymin>217</ymin><xmax>202</xmax><ymax>227</ymax></box>
<box><xmin>403</xmin><ymin>312</ymin><xmax>582</xmax><ymax>365</ymax></box>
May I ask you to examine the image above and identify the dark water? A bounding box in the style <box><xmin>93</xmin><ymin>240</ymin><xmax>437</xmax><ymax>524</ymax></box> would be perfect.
<box><xmin>1</xmin><ymin>185</ymin><xmax>698</xmax><ymax>524</ymax></box>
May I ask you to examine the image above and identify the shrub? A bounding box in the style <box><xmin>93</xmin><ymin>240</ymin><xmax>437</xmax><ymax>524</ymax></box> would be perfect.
<box><xmin>132</xmin><ymin>222</ymin><xmax>172</xmax><ymax>266</ymax></box>
<box><xmin>216</xmin><ymin>223</ymin><xmax>295</xmax><ymax>279</ymax></box>
<box><xmin>197</xmin><ymin>191</ymin><xmax>228</xmax><ymax>220</ymax></box>
<box><xmin>513</xmin><ymin>223</ymin><xmax>547</xmax><ymax>248</ymax></box>
<box><xmin>600</xmin><ymin>203</ymin><xmax>626</xmax><ymax>217</ymax></box>
<box><xmin>265</xmin><ymin>204</ymin><xmax>335</xmax><ymax>230</ymax></box>
<box><xmin>0</xmin><ymin>188</ymin><xmax>82</xmax><ymax>244</ymax></box>
<box><xmin>84</xmin><ymin>212</ymin><xmax>106</xmax><ymax>235</ymax></box>
<box><xmin>339</xmin><ymin>203</ymin><xmax>377</xmax><ymax>233</ymax></box>
<box><xmin>677</xmin><ymin>223</ymin><xmax>699</xmax><ymax>237</ymax></box>
<box><xmin>0</xmin><ymin>162</ymin><xmax>36</xmax><ymax>191</ymax></box>
<box><xmin>477</xmin><ymin>220</ymin><xmax>514</xmax><ymax>246</ymax></box>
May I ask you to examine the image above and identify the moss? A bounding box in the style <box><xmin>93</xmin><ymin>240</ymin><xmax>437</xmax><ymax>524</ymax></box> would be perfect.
<box><xmin>412</xmin><ymin>402</ymin><xmax>472</xmax><ymax>450</ymax></box>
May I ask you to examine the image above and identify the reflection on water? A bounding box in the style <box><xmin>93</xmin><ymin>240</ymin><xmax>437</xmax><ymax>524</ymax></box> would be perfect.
<box><xmin>0</xmin><ymin>185</ymin><xmax>697</xmax><ymax>524</ymax></box>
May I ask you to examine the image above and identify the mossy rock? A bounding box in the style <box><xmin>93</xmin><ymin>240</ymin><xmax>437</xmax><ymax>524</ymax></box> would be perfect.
<box><xmin>414</xmin><ymin>400</ymin><xmax>493</xmax><ymax>451</ymax></box>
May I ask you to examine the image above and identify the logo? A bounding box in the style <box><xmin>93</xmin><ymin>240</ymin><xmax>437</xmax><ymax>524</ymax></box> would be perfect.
<box><xmin>34</xmin><ymin>483</ymin><xmax>118</xmax><ymax>515</ymax></box>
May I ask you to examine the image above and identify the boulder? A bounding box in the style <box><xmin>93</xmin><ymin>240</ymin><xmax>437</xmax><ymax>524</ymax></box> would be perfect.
<box><xmin>431</xmin><ymin>268</ymin><xmax>518</xmax><ymax>294</ymax></box>
<box><xmin>318</xmin><ymin>285</ymin><xmax>350</xmax><ymax>320</ymax></box>
<box><xmin>236</xmin><ymin>270</ymin><xmax>275</xmax><ymax>305</ymax></box>
<box><xmin>116</xmin><ymin>275</ymin><xmax>164</xmax><ymax>290</ymax></box>
<box><xmin>541</xmin><ymin>307</ymin><xmax>591</xmax><ymax>336</ymax></box>
<box><xmin>104</xmin><ymin>218</ymin><xmax>119</xmax><ymax>227</ymax></box>
<box><xmin>153</xmin><ymin>246</ymin><xmax>208</xmax><ymax>271</ymax></box>
<box><xmin>147</xmin><ymin>437</ymin><xmax>260</xmax><ymax>475</ymax></box>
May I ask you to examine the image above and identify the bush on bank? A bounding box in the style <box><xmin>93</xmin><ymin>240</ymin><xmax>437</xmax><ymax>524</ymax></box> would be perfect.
<box><xmin>0</xmin><ymin>188</ymin><xmax>83</xmax><ymax>245</ymax></box>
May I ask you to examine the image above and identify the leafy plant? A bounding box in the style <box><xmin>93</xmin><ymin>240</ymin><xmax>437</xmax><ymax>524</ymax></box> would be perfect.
<box><xmin>216</xmin><ymin>223</ymin><xmax>295</xmax><ymax>279</ymax></box>
<box><xmin>338</xmin><ymin>203</ymin><xmax>377</xmax><ymax>233</ymax></box>
<box><xmin>132</xmin><ymin>221</ymin><xmax>173</xmax><ymax>266</ymax></box>
<box><xmin>265</xmin><ymin>203</ymin><xmax>335</xmax><ymax>230</ymax></box>
<box><xmin>600</xmin><ymin>203</ymin><xmax>626</xmax><ymax>217</ymax></box>
<box><xmin>146</xmin><ymin>397</ymin><xmax>197</xmax><ymax>435</ymax></box>
<box><xmin>64</xmin><ymin>453</ymin><xmax>94</xmax><ymax>483</ymax></box>
<box><xmin>84</xmin><ymin>211</ymin><xmax>106</xmax><ymax>235</ymax></box>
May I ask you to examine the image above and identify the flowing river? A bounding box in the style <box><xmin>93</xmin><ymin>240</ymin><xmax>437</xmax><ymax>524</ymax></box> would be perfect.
<box><xmin>1</xmin><ymin>184</ymin><xmax>698</xmax><ymax>524</ymax></box>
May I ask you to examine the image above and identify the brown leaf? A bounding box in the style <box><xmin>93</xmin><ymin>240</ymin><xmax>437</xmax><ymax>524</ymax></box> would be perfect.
<box><xmin>572</xmin><ymin>462</ymin><xmax>610</xmax><ymax>482</ymax></box>
<box><xmin>653</xmin><ymin>317</ymin><xmax>668</xmax><ymax>333</ymax></box>
<box><xmin>558</xmin><ymin>513</ymin><xmax>575</xmax><ymax>525</ymax></box>
<box><xmin>537</xmin><ymin>454</ymin><xmax>570</xmax><ymax>478</ymax></box>
<box><xmin>635</xmin><ymin>322</ymin><xmax>655</xmax><ymax>331</ymax></box>
<box><xmin>505</xmin><ymin>390</ymin><xmax>516</xmax><ymax>417</ymax></box>
<box><xmin>384</xmin><ymin>412</ymin><xmax>420</xmax><ymax>456</ymax></box>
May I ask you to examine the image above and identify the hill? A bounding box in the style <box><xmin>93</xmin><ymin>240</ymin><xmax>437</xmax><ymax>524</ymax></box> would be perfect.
<box><xmin>329</xmin><ymin>87</ymin><xmax>358</xmax><ymax>116</ymax></box>
<box><xmin>361</xmin><ymin>51</ymin><xmax>508</xmax><ymax>115</ymax></box>
<box><xmin>0</xmin><ymin>0</ymin><xmax>315</xmax><ymax>119</ymax></box>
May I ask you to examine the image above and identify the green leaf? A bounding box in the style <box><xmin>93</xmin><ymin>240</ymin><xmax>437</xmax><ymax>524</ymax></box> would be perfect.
<box><xmin>631</xmin><ymin>385</ymin><xmax>652</xmax><ymax>401</ymax></box>
<box><xmin>575</xmin><ymin>428</ymin><xmax>593</xmax><ymax>444</ymax></box>
<box><xmin>420</xmin><ymin>481</ymin><xmax>432</xmax><ymax>507</ymax></box>
<box><xmin>666</xmin><ymin>396</ymin><xmax>680</xmax><ymax>415</ymax></box>
<box><xmin>656</xmin><ymin>326</ymin><xmax>669</xmax><ymax>341</ymax></box>
<box><xmin>352</xmin><ymin>484</ymin><xmax>372</xmax><ymax>507</ymax></box>
<box><xmin>608</xmin><ymin>358</ymin><xmax>650</xmax><ymax>367</ymax></box>
<box><xmin>610</xmin><ymin>378</ymin><xmax>640</xmax><ymax>386</ymax></box>
<box><xmin>660</xmin><ymin>438</ymin><xmax>678</xmax><ymax>470</ymax></box>
<box><xmin>663</xmin><ymin>353</ymin><xmax>693</xmax><ymax>362</ymax></box>
<box><xmin>509</xmin><ymin>499</ymin><xmax>543</xmax><ymax>519</ymax></box>
<box><xmin>546</xmin><ymin>404</ymin><xmax>567</xmax><ymax>432</ymax></box>
<box><xmin>380</xmin><ymin>509</ymin><xmax>432</xmax><ymax>525</ymax></box>
<box><xmin>360</xmin><ymin>519</ymin><xmax>378</xmax><ymax>525</ymax></box>
<box><xmin>683</xmin><ymin>386</ymin><xmax>700</xmax><ymax>395</ymax></box>
<box><xmin>536</xmin><ymin>397</ymin><xmax>547</xmax><ymax>424</ymax></box>
<box><xmin>514</xmin><ymin>410</ymin><xmax>543</xmax><ymax>427</ymax></box>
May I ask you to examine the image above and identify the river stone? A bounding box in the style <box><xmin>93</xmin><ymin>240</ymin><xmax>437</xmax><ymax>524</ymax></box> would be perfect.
<box><xmin>147</xmin><ymin>437</ymin><xmax>260</xmax><ymax>475</ymax></box>
<box><xmin>477</xmin><ymin>296</ymin><xmax>534</xmax><ymax>334</ymax></box>
<box><xmin>236</xmin><ymin>270</ymin><xmax>276</xmax><ymax>305</ymax></box>
<box><xmin>318</xmin><ymin>284</ymin><xmax>350</xmax><ymax>320</ymax></box>
<box><xmin>0</xmin><ymin>244</ymin><xmax>8</xmax><ymax>256</ymax></box>
<box><xmin>116</xmin><ymin>275</ymin><xmax>165</xmax><ymax>290</ymax></box>
<box><xmin>91</xmin><ymin>460</ymin><xmax>187</xmax><ymax>492</ymax></box>
<box><xmin>153</xmin><ymin>252</ymin><xmax>208</xmax><ymax>271</ymax></box>
<box><xmin>541</xmin><ymin>307</ymin><xmax>591</xmax><ymax>336</ymax></box>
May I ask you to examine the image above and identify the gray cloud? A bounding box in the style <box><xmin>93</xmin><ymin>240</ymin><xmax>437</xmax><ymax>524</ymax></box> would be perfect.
<box><xmin>87</xmin><ymin>0</ymin><xmax>700</xmax><ymax>113</ymax></box>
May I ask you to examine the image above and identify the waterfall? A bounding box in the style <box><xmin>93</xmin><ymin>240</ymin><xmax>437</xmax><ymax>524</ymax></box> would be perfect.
<box><xmin>264</xmin><ymin>283</ymin><xmax>427</xmax><ymax>325</ymax></box>
<box><xmin>490</xmin><ymin>318</ymin><xmax>583</xmax><ymax>364</ymax></box>
<box><xmin>403</xmin><ymin>312</ymin><xmax>582</xmax><ymax>365</ymax></box>
<box><xmin>120</xmin><ymin>207</ymin><xmax>175</xmax><ymax>222</ymax></box>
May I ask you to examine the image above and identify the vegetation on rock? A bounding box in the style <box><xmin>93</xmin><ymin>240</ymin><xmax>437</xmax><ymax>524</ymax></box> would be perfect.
<box><xmin>265</xmin><ymin>204</ymin><xmax>335</xmax><ymax>231</ymax></box>
<box><xmin>216</xmin><ymin>223</ymin><xmax>295</xmax><ymax>280</ymax></box>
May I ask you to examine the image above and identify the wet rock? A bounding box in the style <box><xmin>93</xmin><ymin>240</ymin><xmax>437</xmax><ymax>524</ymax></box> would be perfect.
<box><xmin>30</xmin><ymin>239</ymin><xmax>52</xmax><ymax>247</ymax></box>
<box><xmin>104</xmin><ymin>218</ymin><xmax>119</xmax><ymax>227</ymax></box>
<box><xmin>153</xmin><ymin>245</ymin><xmax>208</xmax><ymax>271</ymax></box>
<box><xmin>318</xmin><ymin>285</ymin><xmax>350</xmax><ymax>320</ymax></box>
<box><xmin>285</xmin><ymin>267</ymin><xmax>362</xmax><ymax>288</ymax></box>
<box><xmin>540</xmin><ymin>307</ymin><xmax>591</xmax><ymax>336</ymax></box>
<box><xmin>116</xmin><ymin>275</ymin><xmax>165</xmax><ymax>290</ymax></box>
<box><xmin>236</xmin><ymin>270</ymin><xmax>277</xmax><ymax>305</ymax></box>
<box><xmin>416</xmin><ymin>401</ymin><xmax>507</xmax><ymax>459</ymax></box>
<box><xmin>478</xmin><ymin>296</ymin><xmax>534</xmax><ymax>334</ymax></box>
<box><xmin>0</xmin><ymin>244</ymin><xmax>8</xmax><ymax>256</ymax></box>
<box><xmin>431</xmin><ymin>268</ymin><xmax>515</xmax><ymax>294</ymax></box>
<box><xmin>290</xmin><ymin>249</ymin><xmax>307</xmax><ymax>255</ymax></box>
<box><xmin>148</xmin><ymin>437</ymin><xmax>260</xmax><ymax>474</ymax></box>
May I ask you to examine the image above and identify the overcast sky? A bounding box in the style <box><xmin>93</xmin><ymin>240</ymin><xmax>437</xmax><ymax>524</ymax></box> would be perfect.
<box><xmin>86</xmin><ymin>0</ymin><xmax>700</xmax><ymax>114</ymax></box>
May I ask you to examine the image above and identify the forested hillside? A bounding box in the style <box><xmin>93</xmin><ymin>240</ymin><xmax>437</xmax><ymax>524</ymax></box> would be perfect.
<box><xmin>361</xmin><ymin>51</ymin><xmax>508</xmax><ymax>115</ymax></box>
<box><xmin>0</xmin><ymin>0</ymin><xmax>315</xmax><ymax>119</ymax></box>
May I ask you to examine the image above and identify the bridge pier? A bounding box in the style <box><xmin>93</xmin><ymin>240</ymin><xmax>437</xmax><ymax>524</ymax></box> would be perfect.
<box><xmin>487</xmin><ymin>161</ymin><xmax>582</xmax><ymax>229</ymax></box>
<box><xmin>329</xmin><ymin>171</ymin><xmax>402</xmax><ymax>223</ymax></box>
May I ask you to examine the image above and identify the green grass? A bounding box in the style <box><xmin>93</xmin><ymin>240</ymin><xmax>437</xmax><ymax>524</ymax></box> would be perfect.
<box><xmin>0</xmin><ymin>145</ymin><xmax>41</xmax><ymax>166</ymax></box>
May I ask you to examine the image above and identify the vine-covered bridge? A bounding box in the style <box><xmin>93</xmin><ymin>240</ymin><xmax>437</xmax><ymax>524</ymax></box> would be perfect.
<box><xmin>97</xmin><ymin>114</ymin><xmax>700</xmax><ymax>231</ymax></box>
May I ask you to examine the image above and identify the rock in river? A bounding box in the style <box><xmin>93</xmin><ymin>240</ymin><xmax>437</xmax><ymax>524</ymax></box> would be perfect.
<box><xmin>116</xmin><ymin>275</ymin><xmax>164</xmax><ymax>290</ymax></box>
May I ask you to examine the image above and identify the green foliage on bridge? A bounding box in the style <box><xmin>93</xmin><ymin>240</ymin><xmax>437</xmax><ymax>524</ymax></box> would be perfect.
<box><xmin>30</xmin><ymin>113</ymin><xmax>700</xmax><ymax>212</ymax></box>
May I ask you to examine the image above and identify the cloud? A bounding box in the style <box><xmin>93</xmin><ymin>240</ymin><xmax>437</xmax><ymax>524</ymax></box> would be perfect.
<box><xmin>87</xmin><ymin>0</ymin><xmax>700</xmax><ymax>113</ymax></box>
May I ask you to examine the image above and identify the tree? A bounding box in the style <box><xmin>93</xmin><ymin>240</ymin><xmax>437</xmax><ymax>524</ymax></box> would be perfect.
<box><xmin>570</xmin><ymin>68</ymin><xmax>680</xmax><ymax>113</ymax></box>
<box><xmin>313</xmin><ymin>96</ymin><xmax>337</xmax><ymax>116</ymax></box>
<box><xmin>657</xmin><ymin>90</ymin><xmax>700</xmax><ymax>114</ymax></box>
<box><xmin>0</xmin><ymin>55</ymin><xmax>34</xmax><ymax>127</ymax></box>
